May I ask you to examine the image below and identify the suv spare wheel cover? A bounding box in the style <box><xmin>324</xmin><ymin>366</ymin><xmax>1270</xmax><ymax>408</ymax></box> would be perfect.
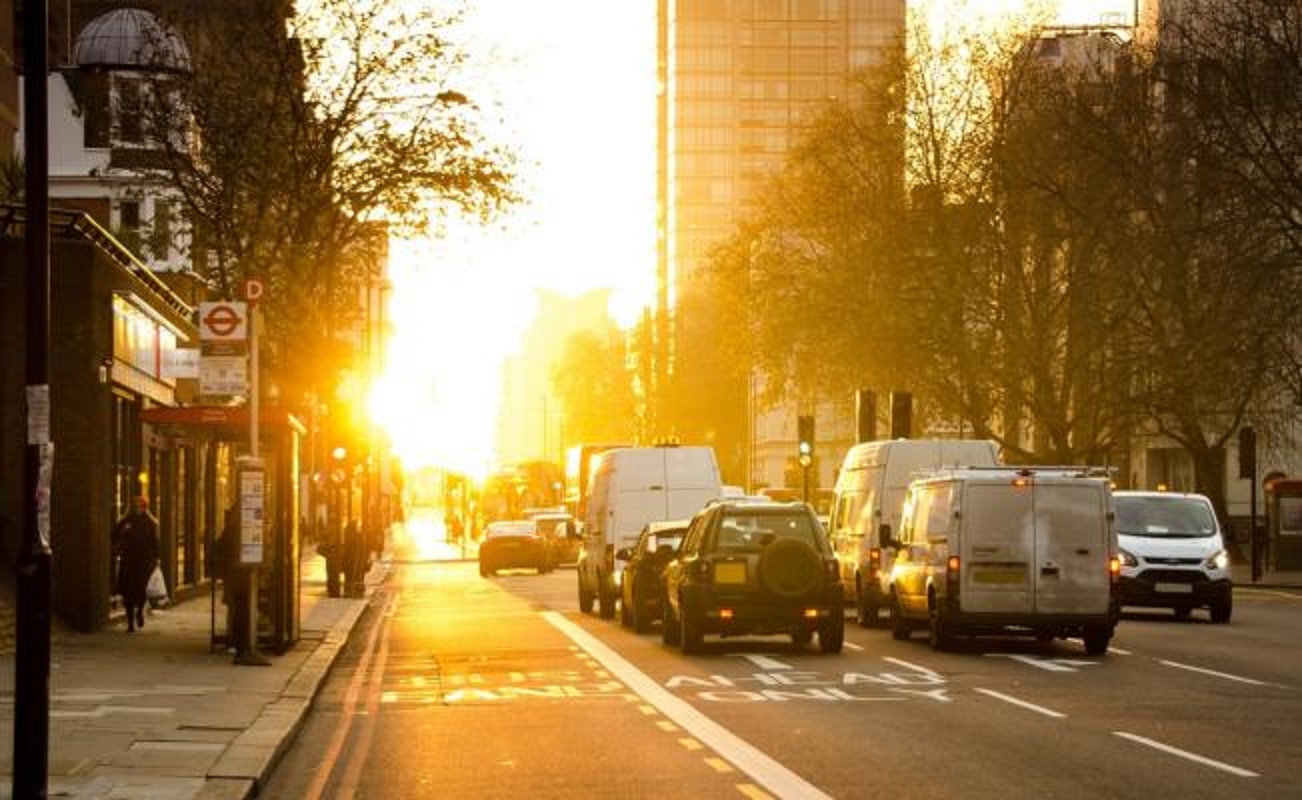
<box><xmin>758</xmin><ymin>539</ymin><xmax>822</xmax><ymax>598</ymax></box>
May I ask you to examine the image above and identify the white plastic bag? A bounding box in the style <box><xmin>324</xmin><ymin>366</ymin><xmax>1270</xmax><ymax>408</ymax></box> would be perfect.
<box><xmin>147</xmin><ymin>565</ymin><xmax>168</xmax><ymax>605</ymax></box>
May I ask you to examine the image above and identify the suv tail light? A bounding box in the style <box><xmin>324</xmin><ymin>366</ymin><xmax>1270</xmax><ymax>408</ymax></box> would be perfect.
<box><xmin>946</xmin><ymin>555</ymin><xmax>961</xmax><ymax>598</ymax></box>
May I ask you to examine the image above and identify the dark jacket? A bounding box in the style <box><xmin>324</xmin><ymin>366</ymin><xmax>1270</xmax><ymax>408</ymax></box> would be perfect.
<box><xmin>114</xmin><ymin>511</ymin><xmax>159</xmax><ymax>604</ymax></box>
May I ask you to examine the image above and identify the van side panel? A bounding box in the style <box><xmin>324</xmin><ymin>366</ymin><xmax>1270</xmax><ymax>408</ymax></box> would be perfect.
<box><xmin>959</xmin><ymin>484</ymin><xmax>1035</xmax><ymax>614</ymax></box>
<box><xmin>1033</xmin><ymin>484</ymin><xmax>1112</xmax><ymax>615</ymax></box>
<box><xmin>612</xmin><ymin>489</ymin><xmax>671</xmax><ymax>551</ymax></box>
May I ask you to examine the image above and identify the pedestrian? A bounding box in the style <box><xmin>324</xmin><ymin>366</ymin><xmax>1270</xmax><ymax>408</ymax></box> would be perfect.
<box><xmin>321</xmin><ymin>516</ymin><xmax>344</xmax><ymax>598</ymax></box>
<box><xmin>113</xmin><ymin>495</ymin><xmax>159</xmax><ymax>632</ymax></box>
<box><xmin>215</xmin><ymin>503</ymin><xmax>248</xmax><ymax>655</ymax></box>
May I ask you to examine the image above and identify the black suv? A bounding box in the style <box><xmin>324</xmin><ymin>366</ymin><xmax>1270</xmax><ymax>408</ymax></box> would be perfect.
<box><xmin>662</xmin><ymin>501</ymin><xmax>844</xmax><ymax>654</ymax></box>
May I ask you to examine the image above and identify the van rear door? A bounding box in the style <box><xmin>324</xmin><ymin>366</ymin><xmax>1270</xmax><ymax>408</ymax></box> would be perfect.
<box><xmin>960</xmin><ymin>482</ymin><xmax>1035</xmax><ymax>614</ymax></box>
<box><xmin>1032</xmin><ymin>481</ymin><xmax>1111</xmax><ymax>615</ymax></box>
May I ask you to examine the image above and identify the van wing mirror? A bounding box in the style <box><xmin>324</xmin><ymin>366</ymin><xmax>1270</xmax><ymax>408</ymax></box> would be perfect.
<box><xmin>615</xmin><ymin>547</ymin><xmax>632</xmax><ymax>561</ymax></box>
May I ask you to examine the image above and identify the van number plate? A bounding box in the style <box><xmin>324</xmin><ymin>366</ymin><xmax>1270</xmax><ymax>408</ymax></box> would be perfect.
<box><xmin>974</xmin><ymin>568</ymin><xmax>1025</xmax><ymax>585</ymax></box>
<box><xmin>1155</xmin><ymin>582</ymin><xmax>1193</xmax><ymax>594</ymax></box>
<box><xmin>714</xmin><ymin>562</ymin><xmax>747</xmax><ymax>584</ymax></box>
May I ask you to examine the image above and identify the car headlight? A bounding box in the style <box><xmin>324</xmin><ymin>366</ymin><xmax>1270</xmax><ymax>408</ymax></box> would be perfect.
<box><xmin>1118</xmin><ymin>548</ymin><xmax>1139</xmax><ymax>568</ymax></box>
<box><xmin>1204</xmin><ymin>549</ymin><xmax>1229</xmax><ymax>571</ymax></box>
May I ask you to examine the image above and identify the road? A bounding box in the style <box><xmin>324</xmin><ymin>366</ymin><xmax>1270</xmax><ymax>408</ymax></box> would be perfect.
<box><xmin>265</xmin><ymin>547</ymin><xmax>1302</xmax><ymax>798</ymax></box>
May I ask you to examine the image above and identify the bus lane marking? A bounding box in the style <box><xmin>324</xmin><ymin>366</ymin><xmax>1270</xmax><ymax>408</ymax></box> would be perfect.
<box><xmin>664</xmin><ymin>657</ymin><xmax>949</xmax><ymax>704</ymax></box>
<box><xmin>1113</xmin><ymin>732</ymin><xmax>1258</xmax><ymax>778</ymax></box>
<box><xmin>972</xmin><ymin>688</ymin><xmax>1066</xmax><ymax>719</ymax></box>
<box><xmin>986</xmin><ymin>654</ymin><xmax>1098</xmax><ymax>673</ymax></box>
<box><xmin>543</xmin><ymin>611</ymin><xmax>834</xmax><ymax>800</ymax></box>
<box><xmin>1157</xmin><ymin>660</ymin><xmax>1266</xmax><ymax>686</ymax></box>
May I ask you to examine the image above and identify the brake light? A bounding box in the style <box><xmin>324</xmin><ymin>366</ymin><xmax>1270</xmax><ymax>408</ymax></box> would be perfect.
<box><xmin>804</xmin><ymin>608</ymin><xmax>821</xmax><ymax>619</ymax></box>
<box><xmin>719</xmin><ymin>608</ymin><xmax>734</xmax><ymax>620</ymax></box>
<box><xmin>1012</xmin><ymin>477</ymin><xmax>1031</xmax><ymax>488</ymax></box>
<box><xmin>946</xmin><ymin>555</ymin><xmax>961</xmax><ymax>597</ymax></box>
<box><xmin>867</xmin><ymin>547</ymin><xmax>881</xmax><ymax>577</ymax></box>
<box><xmin>1109</xmin><ymin>555</ymin><xmax>1121</xmax><ymax>586</ymax></box>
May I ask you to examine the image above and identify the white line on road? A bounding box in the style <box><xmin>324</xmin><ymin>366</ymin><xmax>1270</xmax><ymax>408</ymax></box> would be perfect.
<box><xmin>738</xmin><ymin>654</ymin><xmax>794</xmax><ymax>671</ymax></box>
<box><xmin>972</xmin><ymin>688</ymin><xmax>1066</xmax><ymax>719</ymax></box>
<box><xmin>843</xmin><ymin>642</ymin><xmax>864</xmax><ymax>652</ymax></box>
<box><xmin>1113</xmin><ymin>732</ymin><xmax>1258</xmax><ymax>778</ymax></box>
<box><xmin>1107</xmin><ymin>646</ymin><xmax>1132</xmax><ymax>655</ymax></box>
<box><xmin>542</xmin><ymin>612</ymin><xmax>832</xmax><ymax>800</ymax></box>
<box><xmin>882</xmin><ymin>656</ymin><xmax>941</xmax><ymax>677</ymax></box>
<box><xmin>1158</xmin><ymin>660</ymin><xmax>1266</xmax><ymax>686</ymax></box>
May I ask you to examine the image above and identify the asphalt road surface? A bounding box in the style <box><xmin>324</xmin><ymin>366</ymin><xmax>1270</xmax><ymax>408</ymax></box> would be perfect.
<box><xmin>265</xmin><ymin>555</ymin><xmax>1302</xmax><ymax>799</ymax></box>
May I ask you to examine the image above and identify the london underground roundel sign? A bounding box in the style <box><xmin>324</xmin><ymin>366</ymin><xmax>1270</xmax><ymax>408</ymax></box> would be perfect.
<box><xmin>198</xmin><ymin>301</ymin><xmax>248</xmax><ymax>341</ymax></box>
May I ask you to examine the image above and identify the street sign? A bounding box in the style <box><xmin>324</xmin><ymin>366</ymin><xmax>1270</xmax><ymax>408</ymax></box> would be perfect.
<box><xmin>239</xmin><ymin>461</ymin><xmax>266</xmax><ymax>566</ymax></box>
<box><xmin>199</xmin><ymin>354</ymin><xmax>248</xmax><ymax>396</ymax></box>
<box><xmin>198</xmin><ymin>301</ymin><xmax>248</xmax><ymax>342</ymax></box>
<box><xmin>245</xmin><ymin>278</ymin><xmax>264</xmax><ymax>304</ymax></box>
<box><xmin>162</xmin><ymin>348</ymin><xmax>200</xmax><ymax>379</ymax></box>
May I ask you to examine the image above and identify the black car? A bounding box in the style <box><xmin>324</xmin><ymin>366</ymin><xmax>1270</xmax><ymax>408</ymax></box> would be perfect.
<box><xmin>662</xmin><ymin>501</ymin><xmax>844</xmax><ymax>654</ymax></box>
<box><xmin>479</xmin><ymin>520</ymin><xmax>552</xmax><ymax>577</ymax></box>
<box><xmin>617</xmin><ymin>520</ymin><xmax>689</xmax><ymax>632</ymax></box>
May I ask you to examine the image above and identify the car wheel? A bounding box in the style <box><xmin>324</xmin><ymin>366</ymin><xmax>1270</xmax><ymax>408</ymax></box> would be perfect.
<box><xmin>598</xmin><ymin>577</ymin><xmax>616</xmax><ymax>620</ymax></box>
<box><xmin>1173</xmin><ymin>606</ymin><xmax>1192</xmax><ymax>621</ymax></box>
<box><xmin>680</xmin><ymin>597</ymin><xmax>704</xmax><ymax>654</ymax></box>
<box><xmin>928</xmin><ymin>601</ymin><xmax>955</xmax><ymax>652</ymax></box>
<box><xmin>633</xmin><ymin>589</ymin><xmax>653</xmax><ymax>634</ymax></box>
<box><xmin>1210</xmin><ymin>595</ymin><xmax>1232</xmax><ymax>624</ymax></box>
<box><xmin>791</xmin><ymin>626</ymin><xmax>813</xmax><ymax>646</ymax></box>
<box><xmin>1082</xmin><ymin>626</ymin><xmax>1111</xmax><ymax>656</ymax></box>
<box><xmin>662</xmin><ymin>600</ymin><xmax>681</xmax><ymax>646</ymax></box>
<box><xmin>857</xmin><ymin>581</ymin><xmax>880</xmax><ymax>628</ymax></box>
<box><xmin>890</xmin><ymin>593</ymin><xmax>911</xmax><ymax>641</ymax></box>
<box><xmin>620</xmin><ymin>590</ymin><xmax>633</xmax><ymax>627</ymax></box>
<box><xmin>819</xmin><ymin>614</ymin><xmax>845</xmax><ymax>654</ymax></box>
<box><xmin>578</xmin><ymin>571</ymin><xmax>594</xmax><ymax>614</ymax></box>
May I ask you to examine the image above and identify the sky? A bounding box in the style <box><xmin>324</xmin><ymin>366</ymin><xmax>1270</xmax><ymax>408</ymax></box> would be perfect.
<box><xmin>372</xmin><ymin>0</ymin><xmax>1137</xmax><ymax>475</ymax></box>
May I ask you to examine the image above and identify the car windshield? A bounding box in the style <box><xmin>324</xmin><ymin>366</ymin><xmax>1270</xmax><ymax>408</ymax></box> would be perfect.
<box><xmin>646</xmin><ymin>533</ymin><xmax>684</xmax><ymax>553</ymax></box>
<box><xmin>1116</xmin><ymin>496</ymin><xmax>1217</xmax><ymax>538</ymax></box>
<box><xmin>714</xmin><ymin>512</ymin><xmax>818</xmax><ymax>553</ymax></box>
<box><xmin>486</xmin><ymin>522</ymin><xmax>537</xmax><ymax>539</ymax></box>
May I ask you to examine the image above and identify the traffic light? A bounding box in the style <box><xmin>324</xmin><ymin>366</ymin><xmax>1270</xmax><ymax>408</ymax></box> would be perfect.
<box><xmin>797</xmin><ymin>415</ymin><xmax>815</xmax><ymax>467</ymax></box>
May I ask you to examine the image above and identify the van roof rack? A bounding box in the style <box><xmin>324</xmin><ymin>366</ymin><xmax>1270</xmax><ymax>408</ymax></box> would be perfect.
<box><xmin>941</xmin><ymin>465</ymin><xmax>1116</xmax><ymax>478</ymax></box>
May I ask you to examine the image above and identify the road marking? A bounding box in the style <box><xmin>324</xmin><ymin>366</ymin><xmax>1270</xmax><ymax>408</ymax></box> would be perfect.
<box><xmin>705</xmin><ymin>757</ymin><xmax>734</xmax><ymax>773</ymax></box>
<box><xmin>882</xmin><ymin>657</ymin><xmax>941</xmax><ymax>677</ymax></box>
<box><xmin>737</xmin><ymin>783</ymin><xmax>775</xmax><ymax>800</ymax></box>
<box><xmin>543</xmin><ymin>612</ymin><xmax>832</xmax><ymax>800</ymax></box>
<box><xmin>657</xmin><ymin>720</ymin><xmax>679</xmax><ymax>732</ymax></box>
<box><xmin>680</xmin><ymin>738</ymin><xmax>705</xmax><ymax>751</ymax></box>
<box><xmin>973</xmin><ymin>688</ymin><xmax>1066</xmax><ymax>719</ymax></box>
<box><xmin>738</xmin><ymin>654</ymin><xmax>793</xmax><ymax>670</ymax></box>
<box><xmin>1107</xmin><ymin>646</ymin><xmax>1132</xmax><ymax>655</ymax></box>
<box><xmin>987</xmin><ymin>654</ymin><xmax>1098</xmax><ymax>672</ymax></box>
<box><xmin>1237</xmin><ymin>588</ymin><xmax>1301</xmax><ymax>600</ymax></box>
<box><xmin>1113</xmin><ymin>732</ymin><xmax>1258</xmax><ymax>777</ymax></box>
<box><xmin>638</xmin><ymin>704</ymin><xmax>658</xmax><ymax>715</ymax></box>
<box><xmin>843</xmin><ymin>642</ymin><xmax>864</xmax><ymax>652</ymax></box>
<box><xmin>1158</xmin><ymin>660</ymin><xmax>1265</xmax><ymax>686</ymax></box>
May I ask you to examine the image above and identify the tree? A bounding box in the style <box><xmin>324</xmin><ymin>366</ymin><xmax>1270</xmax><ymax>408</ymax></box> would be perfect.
<box><xmin>551</xmin><ymin>329</ymin><xmax>637</xmax><ymax>447</ymax></box>
<box><xmin>142</xmin><ymin>1</ymin><xmax>515</xmax><ymax>402</ymax></box>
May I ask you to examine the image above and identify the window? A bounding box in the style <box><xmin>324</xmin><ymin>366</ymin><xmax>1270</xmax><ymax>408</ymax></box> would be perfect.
<box><xmin>150</xmin><ymin>201</ymin><xmax>172</xmax><ymax>261</ymax></box>
<box><xmin>116</xmin><ymin>78</ymin><xmax>144</xmax><ymax>145</ymax></box>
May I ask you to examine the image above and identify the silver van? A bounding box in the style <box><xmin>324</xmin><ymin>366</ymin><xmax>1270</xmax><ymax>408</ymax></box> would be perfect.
<box><xmin>828</xmin><ymin>439</ymin><xmax>999</xmax><ymax>627</ymax></box>
<box><xmin>888</xmin><ymin>467</ymin><xmax>1120</xmax><ymax>654</ymax></box>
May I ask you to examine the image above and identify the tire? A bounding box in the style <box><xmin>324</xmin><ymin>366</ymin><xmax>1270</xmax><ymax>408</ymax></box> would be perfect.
<box><xmin>758</xmin><ymin>540</ymin><xmax>823</xmax><ymax>599</ymax></box>
<box><xmin>479</xmin><ymin>563</ymin><xmax>489</xmax><ymax>578</ymax></box>
<box><xmin>890</xmin><ymin>593</ymin><xmax>911</xmax><ymax>641</ymax></box>
<box><xmin>598</xmin><ymin>578</ymin><xmax>616</xmax><ymax>620</ymax></box>
<box><xmin>1083</xmin><ymin>626</ymin><xmax>1111</xmax><ymax>656</ymax></box>
<box><xmin>819</xmin><ymin>614</ymin><xmax>845</xmax><ymax>654</ymax></box>
<box><xmin>929</xmin><ymin>601</ymin><xmax>956</xmax><ymax>652</ymax></box>
<box><xmin>578</xmin><ymin>571</ymin><xmax>595</xmax><ymax>614</ymax></box>
<box><xmin>662</xmin><ymin>600</ymin><xmax>681</xmax><ymax>646</ymax></box>
<box><xmin>856</xmin><ymin>578</ymin><xmax>880</xmax><ymax>628</ymax></box>
<box><xmin>1210</xmin><ymin>595</ymin><xmax>1233</xmax><ymax>624</ymax></box>
<box><xmin>1173</xmin><ymin>606</ymin><xmax>1192</xmax><ymax>621</ymax></box>
<box><xmin>791</xmin><ymin>627</ymin><xmax>813</xmax><ymax>646</ymax></box>
<box><xmin>620</xmin><ymin>593</ymin><xmax>633</xmax><ymax>627</ymax></box>
<box><xmin>680</xmin><ymin>597</ymin><xmax>704</xmax><ymax>654</ymax></box>
<box><xmin>633</xmin><ymin>588</ymin><xmax>653</xmax><ymax>634</ymax></box>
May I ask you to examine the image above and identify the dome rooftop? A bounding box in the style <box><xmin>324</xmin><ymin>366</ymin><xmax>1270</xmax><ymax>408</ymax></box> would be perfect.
<box><xmin>74</xmin><ymin>8</ymin><xmax>191</xmax><ymax>72</ymax></box>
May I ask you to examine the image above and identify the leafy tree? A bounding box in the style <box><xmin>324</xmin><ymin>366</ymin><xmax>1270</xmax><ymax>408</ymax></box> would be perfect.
<box><xmin>550</xmin><ymin>329</ymin><xmax>637</xmax><ymax>447</ymax></box>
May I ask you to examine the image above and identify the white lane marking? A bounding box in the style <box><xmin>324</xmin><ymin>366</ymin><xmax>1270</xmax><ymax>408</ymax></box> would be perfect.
<box><xmin>1113</xmin><ymin>732</ymin><xmax>1258</xmax><ymax>778</ymax></box>
<box><xmin>738</xmin><ymin>654</ymin><xmax>794</xmax><ymax>671</ymax></box>
<box><xmin>1237</xmin><ymin>588</ymin><xmax>1301</xmax><ymax>600</ymax></box>
<box><xmin>543</xmin><ymin>612</ymin><xmax>832</xmax><ymax>800</ymax></box>
<box><xmin>882</xmin><ymin>657</ymin><xmax>941</xmax><ymax>677</ymax></box>
<box><xmin>1107</xmin><ymin>646</ymin><xmax>1132</xmax><ymax>655</ymax></box>
<box><xmin>1158</xmin><ymin>660</ymin><xmax>1265</xmax><ymax>686</ymax></box>
<box><xmin>972</xmin><ymin>688</ymin><xmax>1066</xmax><ymax>719</ymax></box>
<box><xmin>843</xmin><ymin>642</ymin><xmax>864</xmax><ymax>652</ymax></box>
<box><xmin>986</xmin><ymin>654</ymin><xmax>1097</xmax><ymax>672</ymax></box>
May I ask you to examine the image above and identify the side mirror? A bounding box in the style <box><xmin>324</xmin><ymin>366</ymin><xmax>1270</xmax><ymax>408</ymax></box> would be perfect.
<box><xmin>878</xmin><ymin>523</ymin><xmax>895</xmax><ymax>549</ymax></box>
<box><xmin>615</xmin><ymin>547</ymin><xmax>632</xmax><ymax>561</ymax></box>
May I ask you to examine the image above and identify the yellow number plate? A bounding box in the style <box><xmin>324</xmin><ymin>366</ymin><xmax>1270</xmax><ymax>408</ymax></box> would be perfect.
<box><xmin>974</xmin><ymin>569</ymin><xmax>1025</xmax><ymax>585</ymax></box>
<box><xmin>714</xmin><ymin>562</ymin><xmax>747</xmax><ymax>584</ymax></box>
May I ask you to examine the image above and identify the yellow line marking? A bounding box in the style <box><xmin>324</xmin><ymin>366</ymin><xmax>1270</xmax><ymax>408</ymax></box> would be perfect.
<box><xmin>638</xmin><ymin>704</ymin><xmax>658</xmax><ymax>715</ymax></box>
<box><xmin>622</xmin><ymin>693</ymin><xmax>640</xmax><ymax>702</ymax></box>
<box><xmin>679</xmin><ymin>738</ymin><xmax>704</xmax><ymax>751</ymax></box>
<box><xmin>656</xmin><ymin>720</ymin><xmax>679</xmax><ymax>732</ymax></box>
<box><xmin>381</xmin><ymin>692</ymin><xmax>397</xmax><ymax>704</ymax></box>
<box><xmin>705</xmin><ymin>758</ymin><xmax>733</xmax><ymax>773</ymax></box>
<box><xmin>595</xmin><ymin>670</ymin><xmax>611</xmax><ymax>679</ymax></box>
<box><xmin>737</xmin><ymin>783</ymin><xmax>774</xmax><ymax>800</ymax></box>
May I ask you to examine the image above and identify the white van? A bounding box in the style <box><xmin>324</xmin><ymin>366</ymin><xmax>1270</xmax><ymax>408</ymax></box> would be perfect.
<box><xmin>577</xmin><ymin>445</ymin><xmax>722</xmax><ymax>619</ymax></box>
<box><xmin>888</xmin><ymin>467</ymin><xmax>1119</xmax><ymax>654</ymax></box>
<box><xmin>828</xmin><ymin>439</ymin><xmax>1000</xmax><ymax>627</ymax></box>
<box><xmin>1113</xmin><ymin>491</ymin><xmax>1232</xmax><ymax>623</ymax></box>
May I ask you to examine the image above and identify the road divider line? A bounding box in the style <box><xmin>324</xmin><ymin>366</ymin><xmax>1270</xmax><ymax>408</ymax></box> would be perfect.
<box><xmin>972</xmin><ymin>688</ymin><xmax>1066</xmax><ymax>719</ymax></box>
<box><xmin>705</xmin><ymin>757</ymin><xmax>734</xmax><ymax>773</ymax></box>
<box><xmin>883</xmin><ymin>656</ymin><xmax>941</xmax><ymax>677</ymax></box>
<box><xmin>738</xmin><ymin>654</ymin><xmax>793</xmax><ymax>671</ymax></box>
<box><xmin>843</xmin><ymin>642</ymin><xmax>864</xmax><ymax>652</ymax></box>
<box><xmin>1107</xmin><ymin>646</ymin><xmax>1132</xmax><ymax>655</ymax></box>
<box><xmin>737</xmin><ymin>783</ymin><xmax>775</xmax><ymax>800</ymax></box>
<box><xmin>1113</xmin><ymin>732</ymin><xmax>1258</xmax><ymax>777</ymax></box>
<box><xmin>1158</xmin><ymin>660</ymin><xmax>1265</xmax><ymax>686</ymax></box>
<box><xmin>543</xmin><ymin>611</ymin><xmax>833</xmax><ymax>800</ymax></box>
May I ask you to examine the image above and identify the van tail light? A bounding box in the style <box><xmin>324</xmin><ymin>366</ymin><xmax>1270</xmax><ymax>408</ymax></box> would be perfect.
<box><xmin>946</xmin><ymin>555</ymin><xmax>961</xmax><ymax>597</ymax></box>
<box><xmin>867</xmin><ymin>547</ymin><xmax>882</xmax><ymax>577</ymax></box>
<box><xmin>1108</xmin><ymin>555</ymin><xmax>1121</xmax><ymax>588</ymax></box>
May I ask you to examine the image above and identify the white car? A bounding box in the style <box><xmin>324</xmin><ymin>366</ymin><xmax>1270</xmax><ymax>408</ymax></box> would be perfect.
<box><xmin>1114</xmin><ymin>491</ymin><xmax>1232</xmax><ymax>623</ymax></box>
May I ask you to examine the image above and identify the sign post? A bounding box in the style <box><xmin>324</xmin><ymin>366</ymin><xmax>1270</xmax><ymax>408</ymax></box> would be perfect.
<box><xmin>236</xmin><ymin>283</ymin><xmax>271</xmax><ymax>666</ymax></box>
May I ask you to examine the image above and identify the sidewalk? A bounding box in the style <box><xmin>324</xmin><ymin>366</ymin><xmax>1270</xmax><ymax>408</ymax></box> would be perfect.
<box><xmin>1232</xmin><ymin>562</ymin><xmax>1302</xmax><ymax>590</ymax></box>
<box><xmin>0</xmin><ymin>548</ymin><xmax>388</xmax><ymax>799</ymax></box>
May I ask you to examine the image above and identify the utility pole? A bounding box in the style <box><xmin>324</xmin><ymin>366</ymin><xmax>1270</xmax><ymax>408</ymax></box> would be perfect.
<box><xmin>16</xmin><ymin>1</ymin><xmax>53</xmax><ymax>794</ymax></box>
